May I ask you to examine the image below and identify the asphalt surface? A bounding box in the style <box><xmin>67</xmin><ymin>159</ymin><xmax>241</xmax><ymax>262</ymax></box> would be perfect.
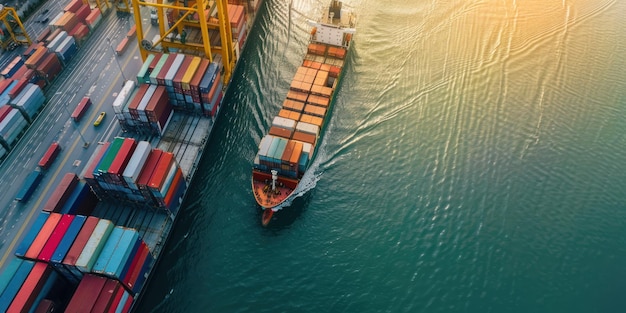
<box><xmin>0</xmin><ymin>3</ymin><xmax>158</xmax><ymax>270</ymax></box>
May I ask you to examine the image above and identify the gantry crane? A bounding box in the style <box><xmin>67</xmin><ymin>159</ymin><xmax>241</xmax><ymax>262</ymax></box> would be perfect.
<box><xmin>131</xmin><ymin>0</ymin><xmax>236</xmax><ymax>83</ymax></box>
<box><xmin>0</xmin><ymin>4</ymin><xmax>31</xmax><ymax>50</ymax></box>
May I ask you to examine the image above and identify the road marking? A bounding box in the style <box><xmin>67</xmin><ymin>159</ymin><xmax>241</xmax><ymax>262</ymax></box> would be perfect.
<box><xmin>0</xmin><ymin>37</ymin><xmax>141</xmax><ymax>269</ymax></box>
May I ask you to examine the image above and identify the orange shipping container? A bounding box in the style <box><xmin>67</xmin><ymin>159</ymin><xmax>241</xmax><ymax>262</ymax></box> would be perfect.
<box><xmin>281</xmin><ymin>140</ymin><xmax>296</xmax><ymax>163</ymax></box>
<box><xmin>115</xmin><ymin>37</ymin><xmax>129</xmax><ymax>55</ymax></box>
<box><xmin>283</xmin><ymin>99</ymin><xmax>305</xmax><ymax>112</ymax></box>
<box><xmin>299</xmin><ymin>114</ymin><xmax>323</xmax><ymax>127</ymax></box>
<box><xmin>307</xmin><ymin>94</ymin><xmax>330</xmax><ymax>107</ymax></box>
<box><xmin>24</xmin><ymin>213</ymin><xmax>62</xmax><ymax>260</ymax></box>
<box><xmin>278</xmin><ymin>109</ymin><xmax>301</xmax><ymax>121</ymax></box>
<box><xmin>304</xmin><ymin>104</ymin><xmax>326</xmax><ymax>118</ymax></box>
<box><xmin>286</xmin><ymin>90</ymin><xmax>308</xmax><ymax>103</ymax></box>
<box><xmin>290</xmin><ymin>141</ymin><xmax>304</xmax><ymax>166</ymax></box>
<box><xmin>268</xmin><ymin>126</ymin><xmax>293</xmax><ymax>139</ymax></box>
<box><xmin>292</xmin><ymin>131</ymin><xmax>316</xmax><ymax>146</ymax></box>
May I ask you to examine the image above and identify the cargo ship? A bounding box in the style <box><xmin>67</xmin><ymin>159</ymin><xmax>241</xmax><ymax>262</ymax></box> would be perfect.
<box><xmin>0</xmin><ymin>0</ymin><xmax>261</xmax><ymax>311</ymax></box>
<box><xmin>252</xmin><ymin>0</ymin><xmax>356</xmax><ymax>225</ymax></box>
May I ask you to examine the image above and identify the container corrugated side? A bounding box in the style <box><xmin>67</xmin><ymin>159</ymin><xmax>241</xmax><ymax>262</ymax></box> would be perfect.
<box><xmin>51</xmin><ymin>215</ymin><xmax>86</xmax><ymax>264</ymax></box>
<box><xmin>15</xmin><ymin>212</ymin><xmax>50</xmax><ymax>258</ymax></box>
<box><xmin>164</xmin><ymin>54</ymin><xmax>185</xmax><ymax>87</ymax></box>
<box><xmin>0</xmin><ymin>260</ymin><xmax>35</xmax><ymax>312</ymax></box>
<box><xmin>91</xmin><ymin>279</ymin><xmax>122</xmax><ymax>312</ymax></box>
<box><xmin>105</xmin><ymin>229</ymin><xmax>139</xmax><ymax>279</ymax></box>
<box><xmin>38</xmin><ymin>214</ymin><xmax>75</xmax><ymax>262</ymax></box>
<box><xmin>62</xmin><ymin>216</ymin><xmax>99</xmax><ymax>276</ymax></box>
<box><xmin>64</xmin><ymin>274</ymin><xmax>108</xmax><ymax>312</ymax></box>
<box><xmin>122</xmin><ymin>141</ymin><xmax>151</xmax><ymax>189</ymax></box>
<box><xmin>6</xmin><ymin>262</ymin><xmax>55</xmax><ymax>312</ymax></box>
<box><xmin>92</xmin><ymin>226</ymin><xmax>125</xmax><ymax>274</ymax></box>
<box><xmin>75</xmin><ymin>219</ymin><xmax>114</xmax><ymax>273</ymax></box>
<box><xmin>24</xmin><ymin>212</ymin><xmax>62</xmax><ymax>260</ymax></box>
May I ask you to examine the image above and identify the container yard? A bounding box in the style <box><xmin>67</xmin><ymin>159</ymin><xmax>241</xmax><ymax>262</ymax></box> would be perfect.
<box><xmin>0</xmin><ymin>0</ymin><xmax>262</xmax><ymax>311</ymax></box>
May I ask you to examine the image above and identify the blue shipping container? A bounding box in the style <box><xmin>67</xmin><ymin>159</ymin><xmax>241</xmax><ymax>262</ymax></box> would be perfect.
<box><xmin>0</xmin><ymin>257</ymin><xmax>23</xmax><ymax>296</ymax></box>
<box><xmin>14</xmin><ymin>212</ymin><xmax>50</xmax><ymax>258</ymax></box>
<box><xmin>15</xmin><ymin>168</ymin><xmax>43</xmax><ymax>202</ymax></box>
<box><xmin>105</xmin><ymin>229</ymin><xmax>139</xmax><ymax>279</ymax></box>
<box><xmin>50</xmin><ymin>215</ymin><xmax>86</xmax><ymax>264</ymax></box>
<box><xmin>0</xmin><ymin>260</ymin><xmax>35</xmax><ymax>312</ymax></box>
<box><xmin>93</xmin><ymin>227</ymin><xmax>125</xmax><ymax>274</ymax></box>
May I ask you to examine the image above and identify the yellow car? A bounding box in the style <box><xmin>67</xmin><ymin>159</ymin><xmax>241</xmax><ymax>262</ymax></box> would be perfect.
<box><xmin>93</xmin><ymin>112</ymin><xmax>106</xmax><ymax>126</ymax></box>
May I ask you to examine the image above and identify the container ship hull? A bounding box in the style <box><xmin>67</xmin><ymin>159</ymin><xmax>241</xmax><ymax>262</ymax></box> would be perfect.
<box><xmin>252</xmin><ymin>0</ymin><xmax>356</xmax><ymax>225</ymax></box>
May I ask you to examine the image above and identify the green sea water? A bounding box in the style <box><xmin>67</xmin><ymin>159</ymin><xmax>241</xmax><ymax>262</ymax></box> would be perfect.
<box><xmin>136</xmin><ymin>0</ymin><xmax>626</xmax><ymax>312</ymax></box>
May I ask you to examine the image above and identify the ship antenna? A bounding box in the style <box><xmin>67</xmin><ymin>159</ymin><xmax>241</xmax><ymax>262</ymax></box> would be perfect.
<box><xmin>271</xmin><ymin>170</ymin><xmax>278</xmax><ymax>191</ymax></box>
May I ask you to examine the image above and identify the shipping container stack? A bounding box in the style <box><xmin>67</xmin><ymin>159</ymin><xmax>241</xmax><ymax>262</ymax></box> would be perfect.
<box><xmin>0</xmin><ymin>211</ymin><xmax>155</xmax><ymax>312</ymax></box>
<box><xmin>79</xmin><ymin>138</ymin><xmax>187</xmax><ymax>215</ymax></box>
<box><xmin>113</xmin><ymin>79</ymin><xmax>174</xmax><ymax>136</ymax></box>
<box><xmin>253</xmin><ymin>41</ymin><xmax>347</xmax><ymax>179</ymax></box>
<box><xmin>130</xmin><ymin>52</ymin><xmax>224</xmax><ymax>119</ymax></box>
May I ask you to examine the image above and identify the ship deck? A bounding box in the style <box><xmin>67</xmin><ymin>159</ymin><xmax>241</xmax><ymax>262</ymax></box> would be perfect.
<box><xmin>90</xmin><ymin>111</ymin><xmax>213</xmax><ymax>257</ymax></box>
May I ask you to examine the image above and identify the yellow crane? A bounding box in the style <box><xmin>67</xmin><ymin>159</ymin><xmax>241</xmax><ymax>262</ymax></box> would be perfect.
<box><xmin>131</xmin><ymin>0</ymin><xmax>236</xmax><ymax>83</ymax></box>
<box><xmin>0</xmin><ymin>4</ymin><xmax>31</xmax><ymax>50</ymax></box>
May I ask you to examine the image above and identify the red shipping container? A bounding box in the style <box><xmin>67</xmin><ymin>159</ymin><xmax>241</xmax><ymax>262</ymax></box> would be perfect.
<box><xmin>108</xmin><ymin>138</ymin><xmax>137</xmax><ymax>177</ymax></box>
<box><xmin>156</xmin><ymin>54</ymin><xmax>177</xmax><ymax>85</ymax></box>
<box><xmin>24</xmin><ymin>213</ymin><xmax>62</xmax><ymax>260</ymax></box>
<box><xmin>62</xmin><ymin>216</ymin><xmax>100</xmax><ymax>267</ymax></box>
<box><xmin>38</xmin><ymin>214</ymin><xmax>75</xmax><ymax>262</ymax></box>
<box><xmin>164</xmin><ymin>168</ymin><xmax>183</xmax><ymax>206</ymax></box>
<box><xmin>12</xmin><ymin>67</ymin><xmax>35</xmax><ymax>83</ymax></box>
<box><xmin>65</xmin><ymin>274</ymin><xmax>108</xmax><ymax>312</ymax></box>
<box><xmin>108</xmin><ymin>286</ymin><xmax>126</xmax><ymax>313</ymax></box>
<box><xmin>128</xmin><ymin>84</ymin><xmax>149</xmax><ymax>120</ymax></box>
<box><xmin>6</xmin><ymin>262</ymin><xmax>53</xmax><ymax>312</ymax></box>
<box><xmin>122</xmin><ymin>241</ymin><xmax>147</xmax><ymax>288</ymax></box>
<box><xmin>85</xmin><ymin>8</ymin><xmax>101</xmax><ymax>26</ymax></box>
<box><xmin>36</xmin><ymin>53</ymin><xmax>62</xmax><ymax>81</ymax></box>
<box><xmin>0</xmin><ymin>78</ymin><xmax>13</xmax><ymax>94</ymax></box>
<box><xmin>115</xmin><ymin>37</ymin><xmax>129</xmax><ymax>55</ymax></box>
<box><xmin>190</xmin><ymin>59</ymin><xmax>210</xmax><ymax>94</ymax></box>
<box><xmin>64</xmin><ymin>0</ymin><xmax>83</xmax><ymax>13</ymax></box>
<box><xmin>173</xmin><ymin>56</ymin><xmax>193</xmax><ymax>90</ymax></box>
<box><xmin>137</xmin><ymin>150</ymin><xmax>163</xmax><ymax>188</ymax></box>
<box><xmin>148</xmin><ymin>53</ymin><xmax>163</xmax><ymax>73</ymax></box>
<box><xmin>7</xmin><ymin>78</ymin><xmax>28</xmax><ymax>98</ymax></box>
<box><xmin>0</xmin><ymin>105</ymin><xmax>12</xmax><ymax>121</ymax></box>
<box><xmin>42</xmin><ymin>173</ymin><xmax>79</xmax><ymax>213</ymax></box>
<box><xmin>145</xmin><ymin>86</ymin><xmax>170</xmax><ymax>123</ymax></box>
<box><xmin>70</xmin><ymin>23</ymin><xmax>90</xmax><ymax>41</ymax></box>
<box><xmin>124</xmin><ymin>242</ymin><xmax>150</xmax><ymax>291</ymax></box>
<box><xmin>121</xmin><ymin>294</ymin><xmax>134</xmax><ymax>313</ymax></box>
<box><xmin>91</xmin><ymin>279</ymin><xmax>122</xmax><ymax>312</ymax></box>
<box><xmin>83</xmin><ymin>142</ymin><xmax>110</xmax><ymax>184</ymax></box>
<box><xmin>148</xmin><ymin>152</ymin><xmax>174</xmax><ymax>190</ymax></box>
<box><xmin>75</xmin><ymin>4</ymin><xmax>91</xmax><ymax>23</ymax></box>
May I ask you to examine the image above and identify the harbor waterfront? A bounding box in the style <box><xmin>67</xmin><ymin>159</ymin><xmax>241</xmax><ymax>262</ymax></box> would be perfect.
<box><xmin>135</xmin><ymin>0</ymin><xmax>626</xmax><ymax>312</ymax></box>
<box><xmin>0</xmin><ymin>0</ymin><xmax>623</xmax><ymax>311</ymax></box>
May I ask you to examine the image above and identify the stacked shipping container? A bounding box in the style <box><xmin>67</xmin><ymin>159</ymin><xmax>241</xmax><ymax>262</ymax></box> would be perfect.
<box><xmin>253</xmin><ymin>42</ymin><xmax>347</xmax><ymax>179</ymax></box>
<box><xmin>1</xmin><ymin>212</ymin><xmax>154</xmax><ymax>312</ymax></box>
<box><xmin>79</xmin><ymin>138</ymin><xmax>187</xmax><ymax>214</ymax></box>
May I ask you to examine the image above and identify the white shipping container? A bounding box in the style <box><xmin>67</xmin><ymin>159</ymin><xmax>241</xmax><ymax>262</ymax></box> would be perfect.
<box><xmin>272</xmin><ymin>116</ymin><xmax>296</xmax><ymax>130</ymax></box>
<box><xmin>258</xmin><ymin>135</ymin><xmax>273</xmax><ymax>157</ymax></box>
<box><xmin>296</xmin><ymin>121</ymin><xmax>320</xmax><ymax>137</ymax></box>
<box><xmin>164</xmin><ymin>54</ymin><xmax>185</xmax><ymax>86</ymax></box>
<box><xmin>75</xmin><ymin>219</ymin><xmax>114</xmax><ymax>273</ymax></box>
<box><xmin>113</xmin><ymin>80</ymin><xmax>136</xmax><ymax>114</ymax></box>
<box><xmin>47</xmin><ymin>31</ymin><xmax>68</xmax><ymax>52</ymax></box>
<box><xmin>123</xmin><ymin>141</ymin><xmax>152</xmax><ymax>189</ymax></box>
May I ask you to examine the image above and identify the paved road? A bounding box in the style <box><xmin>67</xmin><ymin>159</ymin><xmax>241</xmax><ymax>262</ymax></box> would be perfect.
<box><xmin>0</xmin><ymin>5</ymin><xmax>157</xmax><ymax>270</ymax></box>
